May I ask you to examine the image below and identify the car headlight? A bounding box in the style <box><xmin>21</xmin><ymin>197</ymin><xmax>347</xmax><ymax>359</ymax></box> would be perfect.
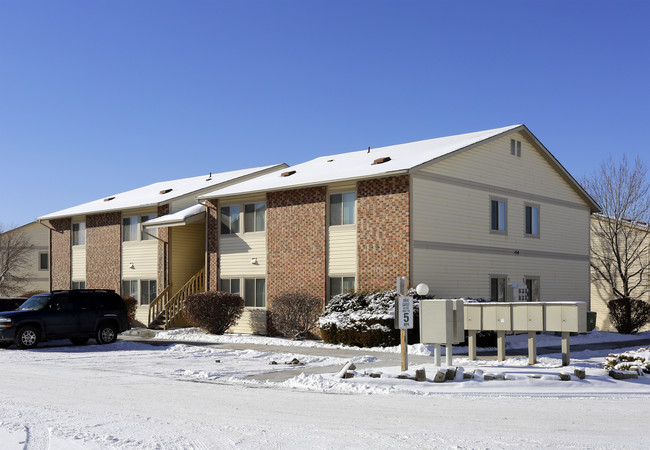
<box><xmin>0</xmin><ymin>318</ymin><xmax>12</xmax><ymax>328</ymax></box>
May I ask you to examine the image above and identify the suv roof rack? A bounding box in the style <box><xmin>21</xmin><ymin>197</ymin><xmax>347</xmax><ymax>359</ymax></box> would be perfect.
<box><xmin>51</xmin><ymin>289</ymin><xmax>116</xmax><ymax>294</ymax></box>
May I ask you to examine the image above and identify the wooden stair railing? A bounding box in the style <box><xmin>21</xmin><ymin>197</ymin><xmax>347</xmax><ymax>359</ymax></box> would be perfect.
<box><xmin>148</xmin><ymin>284</ymin><xmax>172</xmax><ymax>327</ymax></box>
<box><xmin>149</xmin><ymin>267</ymin><xmax>205</xmax><ymax>329</ymax></box>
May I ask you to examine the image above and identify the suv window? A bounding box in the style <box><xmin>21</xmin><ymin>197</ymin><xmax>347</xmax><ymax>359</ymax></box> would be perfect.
<box><xmin>47</xmin><ymin>295</ymin><xmax>74</xmax><ymax>312</ymax></box>
<box><xmin>78</xmin><ymin>294</ymin><xmax>99</xmax><ymax>311</ymax></box>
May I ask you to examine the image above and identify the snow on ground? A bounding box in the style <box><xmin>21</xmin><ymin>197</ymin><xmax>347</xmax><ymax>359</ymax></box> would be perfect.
<box><xmin>1</xmin><ymin>330</ymin><xmax>649</xmax><ymax>448</ymax></box>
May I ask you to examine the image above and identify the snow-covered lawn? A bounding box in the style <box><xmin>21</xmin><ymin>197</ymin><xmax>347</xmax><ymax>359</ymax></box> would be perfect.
<box><xmin>1</xmin><ymin>329</ymin><xmax>649</xmax><ymax>448</ymax></box>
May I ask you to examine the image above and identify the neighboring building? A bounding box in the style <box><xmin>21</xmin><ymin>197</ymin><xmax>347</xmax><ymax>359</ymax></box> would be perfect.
<box><xmin>200</xmin><ymin>125</ymin><xmax>600</xmax><ymax>334</ymax></box>
<box><xmin>37</xmin><ymin>165</ymin><xmax>285</xmax><ymax>326</ymax></box>
<box><xmin>0</xmin><ymin>222</ymin><xmax>50</xmax><ymax>296</ymax></box>
<box><xmin>590</xmin><ymin>215</ymin><xmax>650</xmax><ymax>331</ymax></box>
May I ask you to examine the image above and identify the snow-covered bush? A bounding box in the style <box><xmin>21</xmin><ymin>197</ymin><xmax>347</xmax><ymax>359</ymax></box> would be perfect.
<box><xmin>603</xmin><ymin>347</ymin><xmax>650</xmax><ymax>373</ymax></box>
<box><xmin>269</xmin><ymin>292</ymin><xmax>323</xmax><ymax>340</ymax></box>
<box><xmin>182</xmin><ymin>291</ymin><xmax>244</xmax><ymax>335</ymax></box>
<box><xmin>318</xmin><ymin>289</ymin><xmax>423</xmax><ymax>348</ymax></box>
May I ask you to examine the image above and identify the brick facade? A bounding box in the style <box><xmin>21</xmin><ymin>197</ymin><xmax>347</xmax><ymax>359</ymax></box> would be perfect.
<box><xmin>157</xmin><ymin>203</ymin><xmax>170</xmax><ymax>290</ymax></box>
<box><xmin>357</xmin><ymin>175</ymin><xmax>410</xmax><ymax>291</ymax></box>
<box><xmin>206</xmin><ymin>199</ymin><xmax>219</xmax><ymax>291</ymax></box>
<box><xmin>50</xmin><ymin>218</ymin><xmax>71</xmax><ymax>290</ymax></box>
<box><xmin>86</xmin><ymin>212</ymin><xmax>121</xmax><ymax>292</ymax></box>
<box><xmin>267</xmin><ymin>187</ymin><xmax>327</xmax><ymax>303</ymax></box>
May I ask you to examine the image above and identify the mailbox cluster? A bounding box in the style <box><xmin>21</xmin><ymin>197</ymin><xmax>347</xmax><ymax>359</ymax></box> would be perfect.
<box><xmin>419</xmin><ymin>300</ymin><xmax>465</xmax><ymax>366</ymax></box>
<box><xmin>464</xmin><ymin>301</ymin><xmax>587</xmax><ymax>365</ymax></box>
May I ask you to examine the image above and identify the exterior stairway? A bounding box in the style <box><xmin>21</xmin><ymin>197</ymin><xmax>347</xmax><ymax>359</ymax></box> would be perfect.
<box><xmin>148</xmin><ymin>267</ymin><xmax>205</xmax><ymax>330</ymax></box>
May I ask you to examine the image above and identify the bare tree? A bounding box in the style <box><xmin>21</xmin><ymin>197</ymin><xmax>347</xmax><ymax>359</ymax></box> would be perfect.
<box><xmin>0</xmin><ymin>224</ymin><xmax>33</xmax><ymax>297</ymax></box>
<box><xmin>583</xmin><ymin>155</ymin><xmax>650</xmax><ymax>301</ymax></box>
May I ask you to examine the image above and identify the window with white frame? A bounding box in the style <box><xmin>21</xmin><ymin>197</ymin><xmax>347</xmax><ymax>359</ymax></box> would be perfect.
<box><xmin>510</xmin><ymin>139</ymin><xmax>521</xmax><ymax>157</ymax></box>
<box><xmin>122</xmin><ymin>215</ymin><xmax>157</xmax><ymax>241</ymax></box>
<box><xmin>525</xmin><ymin>204</ymin><xmax>540</xmax><ymax>237</ymax></box>
<box><xmin>330</xmin><ymin>192</ymin><xmax>356</xmax><ymax>226</ymax></box>
<box><xmin>329</xmin><ymin>276</ymin><xmax>355</xmax><ymax>299</ymax></box>
<box><xmin>221</xmin><ymin>277</ymin><xmax>266</xmax><ymax>307</ymax></box>
<box><xmin>72</xmin><ymin>221</ymin><xmax>86</xmax><ymax>246</ymax></box>
<box><xmin>490</xmin><ymin>199</ymin><xmax>507</xmax><ymax>233</ymax></box>
<box><xmin>72</xmin><ymin>281</ymin><xmax>86</xmax><ymax>289</ymax></box>
<box><xmin>244</xmin><ymin>202</ymin><xmax>266</xmax><ymax>232</ymax></box>
<box><xmin>490</xmin><ymin>276</ymin><xmax>507</xmax><ymax>302</ymax></box>
<box><xmin>39</xmin><ymin>252</ymin><xmax>49</xmax><ymax>271</ymax></box>
<box><xmin>140</xmin><ymin>215</ymin><xmax>158</xmax><ymax>240</ymax></box>
<box><xmin>122</xmin><ymin>279</ymin><xmax>157</xmax><ymax>305</ymax></box>
<box><xmin>220</xmin><ymin>205</ymin><xmax>241</xmax><ymax>235</ymax></box>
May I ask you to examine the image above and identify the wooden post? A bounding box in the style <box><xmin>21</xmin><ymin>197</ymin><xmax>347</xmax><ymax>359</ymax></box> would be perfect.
<box><xmin>562</xmin><ymin>331</ymin><xmax>570</xmax><ymax>366</ymax></box>
<box><xmin>401</xmin><ymin>329</ymin><xmax>408</xmax><ymax>371</ymax></box>
<box><xmin>497</xmin><ymin>330</ymin><xmax>506</xmax><ymax>362</ymax></box>
<box><xmin>468</xmin><ymin>330</ymin><xmax>477</xmax><ymax>361</ymax></box>
<box><xmin>528</xmin><ymin>331</ymin><xmax>537</xmax><ymax>365</ymax></box>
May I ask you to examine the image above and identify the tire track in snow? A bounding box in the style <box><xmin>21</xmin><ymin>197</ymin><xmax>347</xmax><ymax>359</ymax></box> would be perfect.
<box><xmin>23</xmin><ymin>423</ymin><xmax>50</xmax><ymax>450</ymax></box>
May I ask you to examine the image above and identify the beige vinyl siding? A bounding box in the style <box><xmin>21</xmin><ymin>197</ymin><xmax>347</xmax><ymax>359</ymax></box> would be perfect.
<box><xmin>219</xmin><ymin>232</ymin><xmax>267</xmax><ymax>277</ymax></box>
<box><xmin>327</xmin><ymin>224</ymin><xmax>357</xmax><ymax>275</ymax></box>
<box><xmin>170</xmin><ymin>222</ymin><xmax>205</xmax><ymax>295</ymax></box>
<box><xmin>411</xmin><ymin>130</ymin><xmax>591</xmax><ymax>306</ymax></box>
<box><xmin>413</xmin><ymin>247</ymin><xmax>589</xmax><ymax>302</ymax></box>
<box><xmin>122</xmin><ymin>240</ymin><xmax>157</xmax><ymax>279</ymax></box>
<box><xmin>15</xmin><ymin>223</ymin><xmax>50</xmax><ymax>292</ymax></box>
<box><xmin>71</xmin><ymin>246</ymin><xmax>86</xmax><ymax>281</ymax></box>
<box><xmin>227</xmin><ymin>308</ymin><xmax>267</xmax><ymax>335</ymax></box>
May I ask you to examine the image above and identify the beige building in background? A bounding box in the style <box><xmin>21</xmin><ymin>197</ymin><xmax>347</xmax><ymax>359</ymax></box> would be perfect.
<box><xmin>1</xmin><ymin>222</ymin><xmax>50</xmax><ymax>296</ymax></box>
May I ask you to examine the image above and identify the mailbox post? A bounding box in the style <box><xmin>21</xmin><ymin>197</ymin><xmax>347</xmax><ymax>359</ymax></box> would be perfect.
<box><xmin>394</xmin><ymin>277</ymin><xmax>412</xmax><ymax>371</ymax></box>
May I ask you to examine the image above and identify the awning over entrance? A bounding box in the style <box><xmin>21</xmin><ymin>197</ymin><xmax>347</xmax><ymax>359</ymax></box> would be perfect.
<box><xmin>142</xmin><ymin>204</ymin><xmax>205</xmax><ymax>229</ymax></box>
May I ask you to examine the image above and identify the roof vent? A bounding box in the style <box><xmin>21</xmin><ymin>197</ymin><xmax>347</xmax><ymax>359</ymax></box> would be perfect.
<box><xmin>206</xmin><ymin>172</ymin><xmax>212</xmax><ymax>181</ymax></box>
<box><xmin>372</xmin><ymin>157</ymin><xmax>391</xmax><ymax>165</ymax></box>
<box><xmin>281</xmin><ymin>170</ymin><xmax>296</xmax><ymax>177</ymax></box>
<box><xmin>327</xmin><ymin>159</ymin><xmax>334</xmax><ymax>163</ymax></box>
<box><xmin>104</xmin><ymin>196</ymin><xmax>115</xmax><ymax>202</ymax></box>
<box><xmin>159</xmin><ymin>188</ymin><xmax>173</xmax><ymax>195</ymax></box>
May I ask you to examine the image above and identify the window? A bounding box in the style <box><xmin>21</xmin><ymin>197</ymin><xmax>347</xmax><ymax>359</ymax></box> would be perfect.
<box><xmin>525</xmin><ymin>277</ymin><xmax>540</xmax><ymax>302</ymax></box>
<box><xmin>330</xmin><ymin>192</ymin><xmax>356</xmax><ymax>226</ymax></box>
<box><xmin>244</xmin><ymin>202</ymin><xmax>266</xmax><ymax>232</ymax></box>
<box><xmin>72</xmin><ymin>221</ymin><xmax>86</xmax><ymax>246</ymax></box>
<box><xmin>525</xmin><ymin>205</ymin><xmax>540</xmax><ymax>236</ymax></box>
<box><xmin>220</xmin><ymin>278</ymin><xmax>241</xmax><ymax>296</ymax></box>
<box><xmin>510</xmin><ymin>139</ymin><xmax>521</xmax><ymax>157</ymax></box>
<box><xmin>244</xmin><ymin>278</ymin><xmax>266</xmax><ymax>308</ymax></box>
<box><xmin>220</xmin><ymin>205</ymin><xmax>240</xmax><ymax>234</ymax></box>
<box><xmin>141</xmin><ymin>215</ymin><xmax>157</xmax><ymax>240</ymax></box>
<box><xmin>122</xmin><ymin>216</ymin><xmax>138</xmax><ymax>242</ymax></box>
<box><xmin>221</xmin><ymin>278</ymin><xmax>265</xmax><ymax>307</ymax></box>
<box><xmin>490</xmin><ymin>276</ymin><xmax>506</xmax><ymax>302</ymax></box>
<box><xmin>490</xmin><ymin>199</ymin><xmax>507</xmax><ymax>233</ymax></box>
<box><xmin>122</xmin><ymin>280</ymin><xmax>138</xmax><ymax>300</ymax></box>
<box><xmin>140</xmin><ymin>280</ymin><xmax>157</xmax><ymax>305</ymax></box>
<box><xmin>330</xmin><ymin>276</ymin><xmax>355</xmax><ymax>299</ymax></box>
<box><xmin>39</xmin><ymin>252</ymin><xmax>49</xmax><ymax>270</ymax></box>
<box><xmin>72</xmin><ymin>281</ymin><xmax>86</xmax><ymax>289</ymax></box>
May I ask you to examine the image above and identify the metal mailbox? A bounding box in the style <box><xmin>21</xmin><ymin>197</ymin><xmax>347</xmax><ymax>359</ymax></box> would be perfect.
<box><xmin>420</xmin><ymin>299</ymin><xmax>464</xmax><ymax>345</ymax></box>
<box><xmin>482</xmin><ymin>303</ymin><xmax>512</xmax><ymax>331</ymax></box>
<box><xmin>544</xmin><ymin>302</ymin><xmax>587</xmax><ymax>333</ymax></box>
<box><xmin>512</xmin><ymin>303</ymin><xmax>545</xmax><ymax>332</ymax></box>
<box><xmin>464</xmin><ymin>303</ymin><xmax>483</xmax><ymax>331</ymax></box>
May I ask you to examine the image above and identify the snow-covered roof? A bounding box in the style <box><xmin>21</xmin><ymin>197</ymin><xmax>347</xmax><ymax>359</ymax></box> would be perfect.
<box><xmin>142</xmin><ymin>204</ymin><xmax>205</xmax><ymax>229</ymax></box>
<box><xmin>37</xmin><ymin>165</ymin><xmax>283</xmax><ymax>221</ymax></box>
<box><xmin>199</xmin><ymin>125</ymin><xmax>521</xmax><ymax>199</ymax></box>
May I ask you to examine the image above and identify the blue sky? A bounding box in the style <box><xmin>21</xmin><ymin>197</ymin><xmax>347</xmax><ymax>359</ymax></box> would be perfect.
<box><xmin>1</xmin><ymin>1</ymin><xmax>648</xmax><ymax>227</ymax></box>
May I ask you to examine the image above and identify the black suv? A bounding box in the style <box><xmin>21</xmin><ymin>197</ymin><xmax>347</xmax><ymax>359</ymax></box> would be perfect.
<box><xmin>0</xmin><ymin>289</ymin><xmax>130</xmax><ymax>349</ymax></box>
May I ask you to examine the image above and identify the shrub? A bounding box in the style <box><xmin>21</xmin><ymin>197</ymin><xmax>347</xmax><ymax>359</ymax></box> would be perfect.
<box><xmin>318</xmin><ymin>289</ymin><xmax>424</xmax><ymax>348</ymax></box>
<box><xmin>182</xmin><ymin>291</ymin><xmax>244</xmax><ymax>335</ymax></box>
<box><xmin>269</xmin><ymin>292</ymin><xmax>323</xmax><ymax>340</ymax></box>
<box><xmin>604</xmin><ymin>347</ymin><xmax>650</xmax><ymax>373</ymax></box>
<box><xmin>607</xmin><ymin>297</ymin><xmax>650</xmax><ymax>334</ymax></box>
<box><xmin>121</xmin><ymin>296</ymin><xmax>138</xmax><ymax>323</ymax></box>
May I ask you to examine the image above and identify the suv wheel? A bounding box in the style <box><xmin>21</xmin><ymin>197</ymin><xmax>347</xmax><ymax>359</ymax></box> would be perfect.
<box><xmin>16</xmin><ymin>326</ymin><xmax>39</xmax><ymax>349</ymax></box>
<box><xmin>96</xmin><ymin>323</ymin><xmax>117</xmax><ymax>344</ymax></box>
<box><xmin>70</xmin><ymin>337</ymin><xmax>89</xmax><ymax>345</ymax></box>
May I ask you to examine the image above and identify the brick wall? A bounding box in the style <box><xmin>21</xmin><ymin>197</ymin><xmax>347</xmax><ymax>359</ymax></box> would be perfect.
<box><xmin>157</xmin><ymin>204</ymin><xmax>170</xmax><ymax>290</ymax></box>
<box><xmin>357</xmin><ymin>175</ymin><xmax>410</xmax><ymax>291</ymax></box>
<box><xmin>86</xmin><ymin>212</ymin><xmax>121</xmax><ymax>292</ymax></box>
<box><xmin>206</xmin><ymin>199</ymin><xmax>219</xmax><ymax>291</ymax></box>
<box><xmin>50</xmin><ymin>218</ymin><xmax>71</xmax><ymax>290</ymax></box>
<box><xmin>267</xmin><ymin>187</ymin><xmax>327</xmax><ymax>303</ymax></box>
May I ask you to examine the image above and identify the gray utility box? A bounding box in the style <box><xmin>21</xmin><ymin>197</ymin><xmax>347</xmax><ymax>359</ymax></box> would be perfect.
<box><xmin>464</xmin><ymin>303</ymin><xmax>483</xmax><ymax>331</ymax></box>
<box><xmin>482</xmin><ymin>303</ymin><xmax>512</xmax><ymax>331</ymax></box>
<box><xmin>512</xmin><ymin>303</ymin><xmax>545</xmax><ymax>332</ymax></box>
<box><xmin>420</xmin><ymin>299</ymin><xmax>464</xmax><ymax>345</ymax></box>
<box><xmin>545</xmin><ymin>302</ymin><xmax>587</xmax><ymax>333</ymax></box>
